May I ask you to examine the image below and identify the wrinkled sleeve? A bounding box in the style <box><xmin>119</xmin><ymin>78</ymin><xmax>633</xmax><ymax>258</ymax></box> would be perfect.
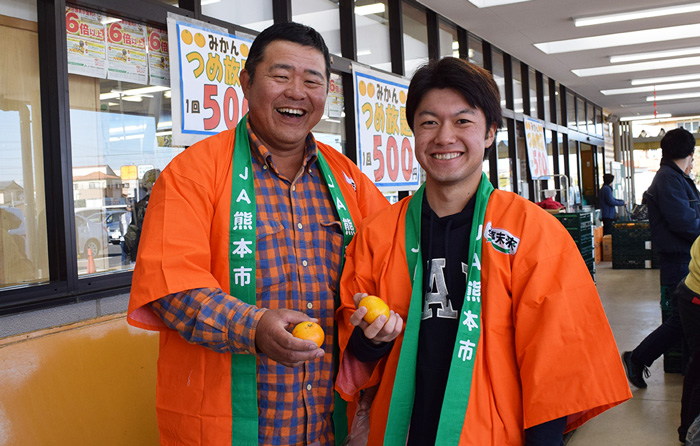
<box><xmin>656</xmin><ymin>175</ymin><xmax>700</xmax><ymax>243</ymax></box>
<box><xmin>149</xmin><ymin>287</ymin><xmax>266</xmax><ymax>354</ymax></box>
<box><xmin>512</xmin><ymin>217</ymin><xmax>632</xmax><ymax>431</ymax></box>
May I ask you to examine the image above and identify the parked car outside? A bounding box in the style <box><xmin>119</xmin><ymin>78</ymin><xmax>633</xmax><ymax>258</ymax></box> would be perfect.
<box><xmin>75</xmin><ymin>214</ymin><xmax>107</xmax><ymax>257</ymax></box>
<box><xmin>77</xmin><ymin>208</ymin><xmax>126</xmax><ymax>245</ymax></box>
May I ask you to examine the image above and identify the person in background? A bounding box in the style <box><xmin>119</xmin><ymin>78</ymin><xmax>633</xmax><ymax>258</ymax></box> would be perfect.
<box><xmin>122</xmin><ymin>169</ymin><xmax>160</xmax><ymax>263</ymax></box>
<box><xmin>599</xmin><ymin>173</ymin><xmax>625</xmax><ymax>235</ymax></box>
<box><xmin>622</xmin><ymin>127</ymin><xmax>700</xmax><ymax>389</ymax></box>
<box><xmin>127</xmin><ymin>22</ymin><xmax>388</xmax><ymax>446</ymax></box>
<box><xmin>335</xmin><ymin>57</ymin><xmax>631</xmax><ymax>446</ymax></box>
<box><xmin>119</xmin><ymin>203</ymin><xmax>132</xmax><ymax>264</ymax></box>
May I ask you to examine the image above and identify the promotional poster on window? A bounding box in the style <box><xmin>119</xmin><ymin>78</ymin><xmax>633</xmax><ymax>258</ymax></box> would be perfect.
<box><xmin>523</xmin><ymin>116</ymin><xmax>550</xmax><ymax>179</ymax></box>
<box><xmin>167</xmin><ymin>15</ymin><xmax>253</xmax><ymax>146</ymax></box>
<box><xmin>65</xmin><ymin>7</ymin><xmax>168</xmax><ymax>87</ymax></box>
<box><xmin>352</xmin><ymin>63</ymin><xmax>419</xmax><ymax>192</ymax></box>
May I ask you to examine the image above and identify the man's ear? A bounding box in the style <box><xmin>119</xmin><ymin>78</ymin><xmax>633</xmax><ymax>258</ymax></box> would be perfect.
<box><xmin>240</xmin><ymin>69</ymin><xmax>250</xmax><ymax>97</ymax></box>
<box><xmin>484</xmin><ymin>123</ymin><xmax>497</xmax><ymax>146</ymax></box>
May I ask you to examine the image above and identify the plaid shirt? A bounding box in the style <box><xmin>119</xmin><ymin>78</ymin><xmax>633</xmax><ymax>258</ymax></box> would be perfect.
<box><xmin>149</xmin><ymin>122</ymin><xmax>343</xmax><ymax>446</ymax></box>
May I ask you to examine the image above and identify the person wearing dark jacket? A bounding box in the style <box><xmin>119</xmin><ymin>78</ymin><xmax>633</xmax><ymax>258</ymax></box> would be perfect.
<box><xmin>622</xmin><ymin>127</ymin><xmax>700</xmax><ymax>389</ymax></box>
<box><xmin>599</xmin><ymin>173</ymin><xmax>625</xmax><ymax>235</ymax></box>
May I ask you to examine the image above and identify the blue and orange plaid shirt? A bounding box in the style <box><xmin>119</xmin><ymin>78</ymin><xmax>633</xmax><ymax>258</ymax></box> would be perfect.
<box><xmin>150</xmin><ymin>122</ymin><xmax>344</xmax><ymax>446</ymax></box>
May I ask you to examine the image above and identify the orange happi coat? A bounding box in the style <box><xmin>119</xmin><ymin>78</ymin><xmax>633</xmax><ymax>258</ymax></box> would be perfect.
<box><xmin>127</xmin><ymin>128</ymin><xmax>388</xmax><ymax>445</ymax></box>
<box><xmin>337</xmin><ymin>189</ymin><xmax>632</xmax><ymax>446</ymax></box>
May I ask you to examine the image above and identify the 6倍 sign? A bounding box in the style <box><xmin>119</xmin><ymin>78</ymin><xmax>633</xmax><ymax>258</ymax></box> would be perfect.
<box><xmin>352</xmin><ymin>64</ymin><xmax>419</xmax><ymax>192</ymax></box>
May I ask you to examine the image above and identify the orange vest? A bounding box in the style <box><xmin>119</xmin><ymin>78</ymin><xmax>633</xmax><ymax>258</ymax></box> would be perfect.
<box><xmin>337</xmin><ymin>190</ymin><xmax>632</xmax><ymax>445</ymax></box>
<box><xmin>127</xmin><ymin>129</ymin><xmax>388</xmax><ymax>445</ymax></box>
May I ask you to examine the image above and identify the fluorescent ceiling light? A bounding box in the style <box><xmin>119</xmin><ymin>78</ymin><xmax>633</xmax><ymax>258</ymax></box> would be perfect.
<box><xmin>468</xmin><ymin>0</ymin><xmax>531</xmax><ymax>7</ymax></box>
<box><xmin>572</xmin><ymin>55</ymin><xmax>700</xmax><ymax>77</ymax></box>
<box><xmin>100</xmin><ymin>86</ymin><xmax>170</xmax><ymax>100</ymax></box>
<box><xmin>620</xmin><ymin>113</ymin><xmax>672</xmax><ymax>121</ymax></box>
<box><xmin>357</xmin><ymin>49</ymin><xmax>372</xmax><ymax>56</ymax></box>
<box><xmin>101</xmin><ymin>17</ymin><xmax>121</xmax><ymax>25</ymax></box>
<box><xmin>611</xmin><ymin>47</ymin><xmax>700</xmax><ymax>63</ymax></box>
<box><xmin>601</xmin><ymin>81</ymin><xmax>700</xmax><ymax>96</ymax></box>
<box><xmin>574</xmin><ymin>3</ymin><xmax>700</xmax><ymax>27</ymax></box>
<box><xmin>631</xmin><ymin>73</ymin><xmax>700</xmax><ymax>85</ymax></box>
<box><xmin>355</xmin><ymin>3</ymin><xmax>386</xmax><ymax>15</ymax></box>
<box><xmin>535</xmin><ymin>24</ymin><xmax>700</xmax><ymax>54</ymax></box>
<box><xmin>646</xmin><ymin>91</ymin><xmax>700</xmax><ymax>102</ymax></box>
<box><xmin>201</xmin><ymin>0</ymin><xmax>220</xmax><ymax>5</ymax></box>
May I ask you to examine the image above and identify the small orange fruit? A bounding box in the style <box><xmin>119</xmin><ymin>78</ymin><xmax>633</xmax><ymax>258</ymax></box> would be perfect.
<box><xmin>292</xmin><ymin>321</ymin><xmax>325</xmax><ymax>348</ymax></box>
<box><xmin>359</xmin><ymin>295</ymin><xmax>390</xmax><ymax>324</ymax></box>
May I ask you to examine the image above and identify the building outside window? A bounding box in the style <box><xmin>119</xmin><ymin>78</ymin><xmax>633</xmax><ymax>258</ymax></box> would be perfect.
<box><xmin>0</xmin><ymin>2</ymin><xmax>49</xmax><ymax>290</ymax></box>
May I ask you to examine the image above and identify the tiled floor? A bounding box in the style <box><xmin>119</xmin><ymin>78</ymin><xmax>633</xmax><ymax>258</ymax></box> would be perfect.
<box><xmin>566</xmin><ymin>261</ymin><xmax>684</xmax><ymax>445</ymax></box>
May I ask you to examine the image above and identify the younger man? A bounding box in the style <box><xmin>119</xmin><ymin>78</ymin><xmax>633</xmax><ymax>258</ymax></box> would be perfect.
<box><xmin>336</xmin><ymin>58</ymin><xmax>632</xmax><ymax>445</ymax></box>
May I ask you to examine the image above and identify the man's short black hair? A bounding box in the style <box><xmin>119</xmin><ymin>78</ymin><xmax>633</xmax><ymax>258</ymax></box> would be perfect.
<box><xmin>406</xmin><ymin>57</ymin><xmax>502</xmax><ymax>159</ymax></box>
<box><xmin>603</xmin><ymin>173</ymin><xmax>614</xmax><ymax>185</ymax></box>
<box><xmin>661</xmin><ymin>127</ymin><xmax>696</xmax><ymax>160</ymax></box>
<box><xmin>244</xmin><ymin>22</ymin><xmax>330</xmax><ymax>87</ymax></box>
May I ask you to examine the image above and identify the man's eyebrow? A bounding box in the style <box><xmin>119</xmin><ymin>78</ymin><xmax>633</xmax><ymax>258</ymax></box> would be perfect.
<box><xmin>269</xmin><ymin>63</ymin><xmax>325</xmax><ymax>80</ymax></box>
<box><xmin>418</xmin><ymin>108</ymin><xmax>476</xmax><ymax>117</ymax></box>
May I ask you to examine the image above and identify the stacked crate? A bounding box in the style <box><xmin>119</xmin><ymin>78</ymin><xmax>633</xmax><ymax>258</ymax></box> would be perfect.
<box><xmin>554</xmin><ymin>212</ymin><xmax>595</xmax><ymax>281</ymax></box>
<box><xmin>611</xmin><ymin>221</ymin><xmax>656</xmax><ymax>269</ymax></box>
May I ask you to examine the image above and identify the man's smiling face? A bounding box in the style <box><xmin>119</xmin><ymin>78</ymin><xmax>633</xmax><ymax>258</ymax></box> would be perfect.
<box><xmin>241</xmin><ymin>40</ymin><xmax>328</xmax><ymax>155</ymax></box>
<box><xmin>413</xmin><ymin>87</ymin><xmax>496</xmax><ymax>190</ymax></box>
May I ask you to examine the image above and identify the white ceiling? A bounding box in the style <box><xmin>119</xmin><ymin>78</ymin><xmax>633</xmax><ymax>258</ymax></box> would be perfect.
<box><xmin>418</xmin><ymin>0</ymin><xmax>700</xmax><ymax>120</ymax></box>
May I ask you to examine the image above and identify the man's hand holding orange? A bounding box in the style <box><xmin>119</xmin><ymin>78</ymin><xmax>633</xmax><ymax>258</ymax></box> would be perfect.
<box><xmin>350</xmin><ymin>293</ymin><xmax>404</xmax><ymax>344</ymax></box>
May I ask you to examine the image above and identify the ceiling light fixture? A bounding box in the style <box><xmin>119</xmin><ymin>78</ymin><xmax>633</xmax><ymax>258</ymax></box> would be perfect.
<box><xmin>355</xmin><ymin>3</ymin><xmax>386</xmax><ymax>16</ymax></box>
<box><xmin>468</xmin><ymin>0</ymin><xmax>530</xmax><ymax>7</ymax></box>
<box><xmin>601</xmin><ymin>81</ymin><xmax>700</xmax><ymax>96</ymax></box>
<box><xmin>573</xmin><ymin>2</ymin><xmax>700</xmax><ymax>27</ymax></box>
<box><xmin>572</xmin><ymin>55</ymin><xmax>700</xmax><ymax>77</ymax></box>
<box><xmin>535</xmin><ymin>24</ymin><xmax>700</xmax><ymax>54</ymax></box>
<box><xmin>646</xmin><ymin>91</ymin><xmax>700</xmax><ymax>102</ymax></box>
<box><xmin>619</xmin><ymin>113</ymin><xmax>672</xmax><ymax>121</ymax></box>
<box><xmin>611</xmin><ymin>46</ymin><xmax>700</xmax><ymax>64</ymax></box>
<box><xmin>631</xmin><ymin>73</ymin><xmax>700</xmax><ymax>85</ymax></box>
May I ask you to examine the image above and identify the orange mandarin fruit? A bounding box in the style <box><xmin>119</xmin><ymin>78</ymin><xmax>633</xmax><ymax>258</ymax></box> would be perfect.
<box><xmin>292</xmin><ymin>321</ymin><xmax>325</xmax><ymax>348</ymax></box>
<box><xmin>359</xmin><ymin>295</ymin><xmax>390</xmax><ymax>324</ymax></box>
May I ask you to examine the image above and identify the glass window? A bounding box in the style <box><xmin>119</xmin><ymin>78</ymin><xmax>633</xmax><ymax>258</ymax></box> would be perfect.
<box><xmin>596</xmin><ymin>107</ymin><xmax>604</xmax><ymax>137</ymax></box>
<box><xmin>553</xmin><ymin>81</ymin><xmax>562</xmax><ymax>126</ymax></box>
<box><xmin>438</xmin><ymin>20</ymin><xmax>458</xmax><ymax>59</ymax></box>
<box><xmin>586</xmin><ymin>102</ymin><xmax>595</xmax><ymax>135</ymax></box>
<box><xmin>68</xmin><ymin>12</ymin><xmax>185</xmax><ymax>276</ymax></box>
<box><xmin>512</xmin><ymin>58</ymin><xmax>523</xmax><ymax>113</ymax></box>
<box><xmin>516</xmin><ymin>120</ymin><xmax>528</xmax><ymax>197</ymax></box>
<box><xmin>542</xmin><ymin>74</ymin><xmax>551</xmax><ymax>123</ymax></box>
<box><xmin>492</xmin><ymin>49</ymin><xmax>506</xmax><ymax>110</ymax></box>
<box><xmin>202</xmin><ymin>0</ymin><xmax>273</xmax><ymax>33</ymax></box>
<box><xmin>468</xmin><ymin>33</ymin><xmax>483</xmax><ymax>67</ymax></box>
<box><xmin>577</xmin><ymin>97</ymin><xmax>586</xmax><ymax>133</ymax></box>
<box><xmin>529</xmin><ymin>67</ymin><xmax>538</xmax><ymax>118</ymax></box>
<box><xmin>566</xmin><ymin>90</ymin><xmax>576</xmax><ymax>129</ymax></box>
<box><xmin>497</xmin><ymin>119</ymin><xmax>512</xmax><ymax>192</ymax></box>
<box><xmin>558</xmin><ymin>132</ymin><xmax>565</xmax><ymax>177</ymax></box>
<box><xmin>355</xmin><ymin>0</ymin><xmax>391</xmax><ymax>72</ymax></box>
<box><xmin>545</xmin><ymin>129</ymin><xmax>554</xmax><ymax>176</ymax></box>
<box><xmin>402</xmin><ymin>1</ymin><xmax>428</xmax><ymax>78</ymax></box>
<box><xmin>569</xmin><ymin>139</ymin><xmax>580</xmax><ymax>203</ymax></box>
<box><xmin>0</xmin><ymin>8</ymin><xmax>49</xmax><ymax>289</ymax></box>
<box><xmin>292</xmin><ymin>0</ymin><xmax>341</xmax><ymax>56</ymax></box>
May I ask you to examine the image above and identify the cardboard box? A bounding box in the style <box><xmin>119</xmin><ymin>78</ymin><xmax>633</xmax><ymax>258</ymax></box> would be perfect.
<box><xmin>602</xmin><ymin>234</ymin><xmax>612</xmax><ymax>261</ymax></box>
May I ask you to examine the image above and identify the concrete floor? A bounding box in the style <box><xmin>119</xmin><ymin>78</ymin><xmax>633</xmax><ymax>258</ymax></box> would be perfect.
<box><xmin>566</xmin><ymin>261</ymin><xmax>684</xmax><ymax>446</ymax></box>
